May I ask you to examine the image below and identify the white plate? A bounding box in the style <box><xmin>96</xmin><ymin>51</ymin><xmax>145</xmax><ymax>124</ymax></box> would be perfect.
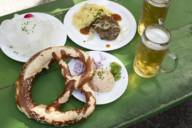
<box><xmin>0</xmin><ymin>12</ymin><xmax>67</xmax><ymax>62</ymax></box>
<box><xmin>64</xmin><ymin>0</ymin><xmax>137</xmax><ymax>51</ymax></box>
<box><xmin>72</xmin><ymin>51</ymin><xmax>128</xmax><ymax>105</ymax></box>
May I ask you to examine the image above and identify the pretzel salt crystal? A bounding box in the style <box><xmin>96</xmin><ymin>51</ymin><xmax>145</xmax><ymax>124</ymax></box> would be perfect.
<box><xmin>16</xmin><ymin>46</ymin><xmax>95</xmax><ymax>126</ymax></box>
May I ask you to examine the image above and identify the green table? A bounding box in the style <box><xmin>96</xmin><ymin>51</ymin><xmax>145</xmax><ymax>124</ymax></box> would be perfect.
<box><xmin>0</xmin><ymin>0</ymin><xmax>192</xmax><ymax>127</ymax></box>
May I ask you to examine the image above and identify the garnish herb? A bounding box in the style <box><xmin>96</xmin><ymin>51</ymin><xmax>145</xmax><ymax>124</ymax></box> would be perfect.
<box><xmin>94</xmin><ymin>9</ymin><xmax>104</xmax><ymax>19</ymax></box>
<box><xmin>97</xmin><ymin>70</ymin><xmax>105</xmax><ymax>80</ymax></box>
<box><xmin>21</xmin><ymin>21</ymin><xmax>36</xmax><ymax>35</ymax></box>
<box><xmin>110</xmin><ymin>62</ymin><xmax>121</xmax><ymax>81</ymax></box>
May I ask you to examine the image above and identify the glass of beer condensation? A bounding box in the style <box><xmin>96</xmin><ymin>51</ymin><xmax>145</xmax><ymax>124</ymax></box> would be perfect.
<box><xmin>138</xmin><ymin>0</ymin><xmax>171</xmax><ymax>35</ymax></box>
<box><xmin>134</xmin><ymin>25</ymin><xmax>177</xmax><ymax>78</ymax></box>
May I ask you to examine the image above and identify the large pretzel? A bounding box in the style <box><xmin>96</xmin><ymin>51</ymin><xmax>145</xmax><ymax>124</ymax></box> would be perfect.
<box><xmin>16</xmin><ymin>46</ymin><xmax>96</xmax><ymax>126</ymax></box>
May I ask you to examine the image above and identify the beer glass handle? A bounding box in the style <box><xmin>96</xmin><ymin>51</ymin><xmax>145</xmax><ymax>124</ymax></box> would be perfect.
<box><xmin>160</xmin><ymin>51</ymin><xmax>178</xmax><ymax>73</ymax></box>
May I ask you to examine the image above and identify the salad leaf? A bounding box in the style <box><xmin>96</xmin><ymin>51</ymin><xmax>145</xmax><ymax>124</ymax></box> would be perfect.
<box><xmin>110</xmin><ymin>62</ymin><xmax>121</xmax><ymax>81</ymax></box>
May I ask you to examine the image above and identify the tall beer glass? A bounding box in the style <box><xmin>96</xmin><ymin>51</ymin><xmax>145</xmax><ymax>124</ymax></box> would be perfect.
<box><xmin>134</xmin><ymin>25</ymin><xmax>177</xmax><ymax>78</ymax></box>
<box><xmin>138</xmin><ymin>0</ymin><xmax>171</xmax><ymax>35</ymax></box>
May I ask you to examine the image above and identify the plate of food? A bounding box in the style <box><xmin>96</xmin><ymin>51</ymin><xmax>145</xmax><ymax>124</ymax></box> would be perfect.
<box><xmin>0</xmin><ymin>12</ymin><xmax>67</xmax><ymax>62</ymax></box>
<box><xmin>69</xmin><ymin>51</ymin><xmax>128</xmax><ymax>105</ymax></box>
<box><xmin>64</xmin><ymin>0</ymin><xmax>137</xmax><ymax>51</ymax></box>
<box><xmin>15</xmin><ymin>46</ymin><xmax>128</xmax><ymax>126</ymax></box>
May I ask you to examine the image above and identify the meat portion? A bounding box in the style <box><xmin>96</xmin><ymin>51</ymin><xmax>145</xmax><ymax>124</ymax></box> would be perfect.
<box><xmin>92</xmin><ymin>15</ymin><xmax>120</xmax><ymax>40</ymax></box>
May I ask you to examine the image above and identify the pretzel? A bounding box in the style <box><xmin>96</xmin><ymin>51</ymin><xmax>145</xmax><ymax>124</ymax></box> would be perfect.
<box><xmin>16</xmin><ymin>46</ymin><xmax>96</xmax><ymax>126</ymax></box>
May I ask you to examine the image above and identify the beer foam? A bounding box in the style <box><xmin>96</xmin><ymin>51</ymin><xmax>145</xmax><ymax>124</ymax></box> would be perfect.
<box><xmin>147</xmin><ymin>0</ymin><xmax>170</xmax><ymax>7</ymax></box>
<box><xmin>142</xmin><ymin>27</ymin><xmax>170</xmax><ymax>51</ymax></box>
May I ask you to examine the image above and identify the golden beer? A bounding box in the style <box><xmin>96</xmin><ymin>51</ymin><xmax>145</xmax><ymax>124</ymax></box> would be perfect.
<box><xmin>134</xmin><ymin>25</ymin><xmax>170</xmax><ymax>78</ymax></box>
<box><xmin>138</xmin><ymin>0</ymin><xmax>170</xmax><ymax>35</ymax></box>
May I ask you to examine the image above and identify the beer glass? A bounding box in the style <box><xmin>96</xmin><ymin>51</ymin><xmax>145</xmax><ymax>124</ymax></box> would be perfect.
<box><xmin>134</xmin><ymin>25</ymin><xmax>177</xmax><ymax>78</ymax></box>
<box><xmin>138</xmin><ymin>0</ymin><xmax>171</xmax><ymax>35</ymax></box>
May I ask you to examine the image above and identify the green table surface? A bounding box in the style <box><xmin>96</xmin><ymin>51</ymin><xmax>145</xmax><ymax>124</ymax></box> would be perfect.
<box><xmin>0</xmin><ymin>0</ymin><xmax>192</xmax><ymax>128</ymax></box>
